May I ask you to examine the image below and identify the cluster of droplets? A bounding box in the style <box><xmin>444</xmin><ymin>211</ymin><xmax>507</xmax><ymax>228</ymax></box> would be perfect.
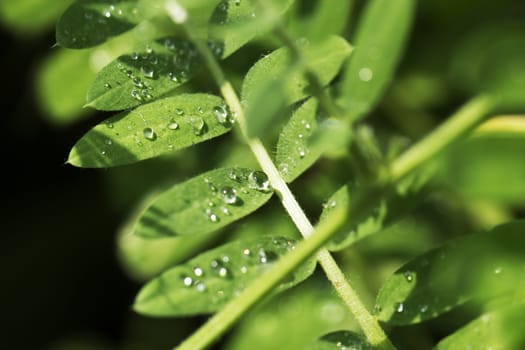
<box><xmin>164</xmin><ymin>38</ymin><xmax>198</xmax><ymax>83</ymax></box>
<box><xmin>82</xmin><ymin>4</ymin><xmax>126</xmax><ymax>24</ymax></box>
<box><xmin>278</xmin><ymin>118</ymin><xmax>314</xmax><ymax>176</ymax></box>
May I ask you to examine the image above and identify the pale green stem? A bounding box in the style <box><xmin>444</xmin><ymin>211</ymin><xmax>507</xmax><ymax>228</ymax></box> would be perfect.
<box><xmin>390</xmin><ymin>94</ymin><xmax>497</xmax><ymax>181</ymax></box>
<box><xmin>175</xmin><ymin>11</ymin><xmax>394</xmax><ymax>350</ymax></box>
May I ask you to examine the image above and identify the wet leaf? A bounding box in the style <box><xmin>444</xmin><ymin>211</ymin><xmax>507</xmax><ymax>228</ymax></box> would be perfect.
<box><xmin>311</xmin><ymin>330</ymin><xmax>373</xmax><ymax>350</ymax></box>
<box><xmin>132</xmin><ymin>167</ymin><xmax>274</xmax><ymax>238</ymax></box>
<box><xmin>68</xmin><ymin>93</ymin><xmax>233</xmax><ymax>167</ymax></box>
<box><xmin>133</xmin><ymin>236</ymin><xmax>316</xmax><ymax>316</ymax></box>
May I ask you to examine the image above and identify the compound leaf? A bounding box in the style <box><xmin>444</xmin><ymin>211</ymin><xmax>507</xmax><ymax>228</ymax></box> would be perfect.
<box><xmin>68</xmin><ymin>93</ymin><xmax>233</xmax><ymax>167</ymax></box>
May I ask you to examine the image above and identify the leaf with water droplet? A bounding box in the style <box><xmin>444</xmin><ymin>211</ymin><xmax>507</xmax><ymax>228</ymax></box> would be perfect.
<box><xmin>241</xmin><ymin>35</ymin><xmax>352</xmax><ymax>138</ymax></box>
<box><xmin>56</xmin><ymin>0</ymin><xmax>146</xmax><ymax>49</ymax></box>
<box><xmin>133</xmin><ymin>235</ymin><xmax>316</xmax><ymax>316</ymax></box>
<box><xmin>276</xmin><ymin>98</ymin><xmax>324</xmax><ymax>182</ymax></box>
<box><xmin>208</xmin><ymin>0</ymin><xmax>294</xmax><ymax>59</ymax></box>
<box><xmin>130</xmin><ymin>168</ymin><xmax>273</xmax><ymax>238</ymax></box>
<box><xmin>337</xmin><ymin>0</ymin><xmax>416</xmax><ymax>121</ymax></box>
<box><xmin>68</xmin><ymin>93</ymin><xmax>232</xmax><ymax>167</ymax></box>
<box><xmin>310</xmin><ymin>330</ymin><xmax>373</xmax><ymax>350</ymax></box>
<box><xmin>374</xmin><ymin>220</ymin><xmax>525</xmax><ymax>325</ymax></box>
<box><xmin>86</xmin><ymin>37</ymin><xmax>201</xmax><ymax>111</ymax></box>
<box><xmin>435</xmin><ymin>302</ymin><xmax>525</xmax><ymax>350</ymax></box>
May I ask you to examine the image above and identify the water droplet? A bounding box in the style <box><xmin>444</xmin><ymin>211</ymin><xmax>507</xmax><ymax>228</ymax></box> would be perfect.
<box><xmin>104</xmin><ymin>82</ymin><xmax>112</xmax><ymax>89</ymax></box>
<box><xmin>221</xmin><ymin>255</ymin><xmax>230</xmax><ymax>263</ymax></box>
<box><xmin>298</xmin><ymin>146</ymin><xmax>307</xmax><ymax>158</ymax></box>
<box><xmin>149</xmin><ymin>56</ymin><xmax>158</xmax><ymax>65</ymax></box>
<box><xmin>419</xmin><ymin>304</ymin><xmax>428</xmax><ymax>313</ymax></box>
<box><xmin>193</xmin><ymin>267</ymin><xmax>204</xmax><ymax>277</ymax></box>
<box><xmin>131</xmin><ymin>52</ymin><xmax>139</xmax><ymax>60</ymax></box>
<box><xmin>175</xmin><ymin>108</ymin><xmax>184</xmax><ymax>116</ymax></box>
<box><xmin>195</xmin><ymin>281</ymin><xmax>206</xmax><ymax>292</ymax></box>
<box><xmin>494</xmin><ymin>266</ymin><xmax>503</xmax><ymax>275</ymax></box>
<box><xmin>404</xmin><ymin>271</ymin><xmax>414</xmax><ymax>282</ymax></box>
<box><xmin>105</xmin><ymin>139</ymin><xmax>112</xmax><ymax>146</ymax></box>
<box><xmin>143</xmin><ymin>127</ymin><xmax>157</xmax><ymax>141</ymax></box>
<box><xmin>395</xmin><ymin>302</ymin><xmax>404</xmax><ymax>313</ymax></box>
<box><xmin>182</xmin><ymin>276</ymin><xmax>193</xmax><ymax>286</ymax></box>
<box><xmin>220</xmin><ymin>186</ymin><xmax>238</xmax><ymax>205</ymax></box>
<box><xmin>167</xmin><ymin>120</ymin><xmax>179</xmax><ymax>130</ymax></box>
<box><xmin>205</xmin><ymin>208</ymin><xmax>219</xmax><ymax>222</ymax></box>
<box><xmin>145</xmin><ymin>45</ymin><xmax>153</xmax><ymax>54</ymax></box>
<box><xmin>197</xmin><ymin>106</ymin><xmax>204</xmax><ymax>114</ymax></box>
<box><xmin>213</xmin><ymin>105</ymin><xmax>229</xmax><ymax>124</ymax></box>
<box><xmin>248</xmin><ymin>171</ymin><xmax>271</xmax><ymax>192</ymax></box>
<box><xmin>279</xmin><ymin>163</ymin><xmax>289</xmax><ymax>175</ymax></box>
<box><xmin>221</xmin><ymin>207</ymin><xmax>231</xmax><ymax>215</ymax></box>
<box><xmin>234</xmin><ymin>0</ymin><xmax>241</xmax><ymax>5</ymax></box>
<box><xmin>242</xmin><ymin>248</ymin><xmax>251</xmax><ymax>257</ymax></box>
<box><xmin>258</xmin><ymin>248</ymin><xmax>278</xmax><ymax>264</ymax></box>
<box><xmin>210</xmin><ymin>259</ymin><xmax>230</xmax><ymax>278</ymax></box>
<box><xmin>190</xmin><ymin>116</ymin><xmax>205</xmax><ymax>135</ymax></box>
<box><xmin>131</xmin><ymin>89</ymin><xmax>142</xmax><ymax>100</ymax></box>
<box><xmin>101</xmin><ymin>150</ymin><xmax>107</xmax><ymax>156</ymax></box>
<box><xmin>142</xmin><ymin>66</ymin><xmax>155</xmax><ymax>79</ymax></box>
<box><xmin>240</xmin><ymin>266</ymin><xmax>248</xmax><ymax>274</ymax></box>
<box><xmin>103</xmin><ymin>10</ymin><xmax>111</xmax><ymax>18</ymax></box>
<box><xmin>358</xmin><ymin>67</ymin><xmax>373</xmax><ymax>82</ymax></box>
<box><xmin>105</xmin><ymin>121</ymin><xmax>114</xmax><ymax>129</ymax></box>
<box><xmin>323</xmin><ymin>199</ymin><xmax>337</xmax><ymax>209</ymax></box>
<box><xmin>132</xmin><ymin>77</ymin><xmax>144</xmax><ymax>87</ymax></box>
<box><xmin>301</xmin><ymin>119</ymin><xmax>311</xmax><ymax>130</ymax></box>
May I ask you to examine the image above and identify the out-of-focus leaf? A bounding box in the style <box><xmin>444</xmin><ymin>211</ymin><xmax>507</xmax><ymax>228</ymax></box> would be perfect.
<box><xmin>435</xmin><ymin>302</ymin><xmax>525</xmax><ymax>350</ymax></box>
<box><xmin>450</xmin><ymin>22</ymin><xmax>525</xmax><ymax>110</ymax></box>
<box><xmin>56</xmin><ymin>0</ymin><xmax>146</xmax><ymax>49</ymax></box>
<box><xmin>68</xmin><ymin>94</ymin><xmax>232</xmax><ymax>167</ymax></box>
<box><xmin>0</xmin><ymin>0</ymin><xmax>72</xmax><ymax>35</ymax></box>
<box><xmin>437</xmin><ymin>133</ymin><xmax>525</xmax><ymax>205</ymax></box>
<box><xmin>36</xmin><ymin>48</ymin><xmax>96</xmax><ymax>125</ymax></box>
<box><xmin>276</xmin><ymin>98</ymin><xmax>323</xmax><ymax>182</ymax></box>
<box><xmin>310</xmin><ymin>330</ymin><xmax>373</xmax><ymax>350</ymax></box>
<box><xmin>287</xmin><ymin>0</ymin><xmax>353</xmax><ymax>42</ymax></box>
<box><xmin>208</xmin><ymin>0</ymin><xmax>294</xmax><ymax>59</ymax></box>
<box><xmin>132</xmin><ymin>167</ymin><xmax>273</xmax><ymax>238</ymax></box>
<box><xmin>133</xmin><ymin>236</ymin><xmax>316</xmax><ymax>316</ymax></box>
<box><xmin>374</xmin><ymin>220</ymin><xmax>525</xmax><ymax>325</ymax></box>
<box><xmin>241</xmin><ymin>36</ymin><xmax>352</xmax><ymax>137</ymax></box>
<box><xmin>225</xmin><ymin>281</ymin><xmax>356</xmax><ymax>350</ymax></box>
<box><xmin>337</xmin><ymin>0</ymin><xmax>416</xmax><ymax>120</ymax></box>
<box><xmin>86</xmin><ymin>37</ymin><xmax>204</xmax><ymax>111</ymax></box>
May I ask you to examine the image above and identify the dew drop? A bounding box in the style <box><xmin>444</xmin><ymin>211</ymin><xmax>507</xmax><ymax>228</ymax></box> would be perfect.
<box><xmin>404</xmin><ymin>270</ymin><xmax>414</xmax><ymax>282</ymax></box>
<box><xmin>419</xmin><ymin>304</ymin><xmax>428</xmax><ymax>313</ymax></box>
<box><xmin>220</xmin><ymin>186</ymin><xmax>238</xmax><ymax>205</ymax></box>
<box><xmin>240</xmin><ymin>266</ymin><xmax>248</xmax><ymax>274</ymax></box>
<box><xmin>279</xmin><ymin>163</ymin><xmax>289</xmax><ymax>175</ymax></box>
<box><xmin>182</xmin><ymin>276</ymin><xmax>193</xmax><ymax>286</ymax></box>
<box><xmin>195</xmin><ymin>281</ymin><xmax>206</xmax><ymax>292</ymax></box>
<box><xmin>101</xmin><ymin>150</ymin><xmax>107</xmax><ymax>156</ymax></box>
<box><xmin>494</xmin><ymin>266</ymin><xmax>503</xmax><ymax>275</ymax></box>
<box><xmin>395</xmin><ymin>302</ymin><xmax>404</xmax><ymax>313</ymax></box>
<box><xmin>105</xmin><ymin>139</ymin><xmax>112</xmax><ymax>146</ymax></box>
<box><xmin>205</xmin><ymin>208</ymin><xmax>219</xmax><ymax>222</ymax></box>
<box><xmin>358</xmin><ymin>67</ymin><xmax>373</xmax><ymax>82</ymax></box>
<box><xmin>132</xmin><ymin>77</ymin><xmax>144</xmax><ymax>87</ymax></box>
<box><xmin>258</xmin><ymin>248</ymin><xmax>277</xmax><ymax>264</ymax></box>
<box><xmin>105</xmin><ymin>121</ymin><xmax>114</xmax><ymax>129</ymax></box>
<box><xmin>145</xmin><ymin>45</ymin><xmax>153</xmax><ymax>54</ymax></box>
<box><xmin>104</xmin><ymin>82</ymin><xmax>112</xmax><ymax>89</ymax></box>
<box><xmin>221</xmin><ymin>207</ymin><xmax>231</xmax><ymax>215</ymax></box>
<box><xmin>298</xmin><ymin>146</ymin><xmax>307</xmax><ymax>158</ymax></box>
<box><xmin>142</xmin><ymin>66</ymin><xmax>155</xmax><ymax>79</ymax></box>
<box><xmin>167</xmin><ymin>120</ymin><xmax>179</xmax><ymax>130</ymax></box>
<box><xmin>248</xmin><ymin>171</ymin><xmax>271</xmax><ymax>192</ymax></box>
<box><xmin>221</xmin><ymin>255</ymin><xmax>230</xmax><ymax>263</ymax></box>
<box><xmin>149</xmin><ymin>56</ymin><xmax>159</xmax><ymax>65</ymax></box>
<box><xmin>131</xmin><ymin>52</ymin><xmax>139</xmax><ymax>60</ymax></box>
<box><xmin>213</xmin><ymin>105</ymin><xmax>229</xmax><ymax>124</ymax></box>
<box><xmin>143</xmin><ymin>127</ymin><xmax>157</xmax><ymax>141</ymax></box>
<box><xmin>131</xmin><ymin>89</ymin><xmax>142</xmax><ymax>100</ymax></box>
<box><xmin>175</xmin><ymin>108</ymin><xmax>184</xmax><ymax>116</ymax></box>
<box><xmin>242</xmin><ymin>248</ymin><xmax>251</xmax><ymax>257</ymax></box>
<box><xmin>197</xmin><ymin>106</ymin><xmax>204</xmax><ymax>114</ymax></box>
<box><xmin>103</xmin><ymin>10</ymin><xmax>111</xmax><ymax>18</ymax></box>
<box><xmin>190</xmin><ymin>116</ymin><xmax>205</xmax><ymax>135</ymax></box>
<box><xmin>193</xmin><ymin>267</ymin><xmax>204</xmax><ymax>277</ymax></box>
<box><xmin>168</xmin><ymin>72</ymin><xmax>179</xmax><ymax>82</ymax></box>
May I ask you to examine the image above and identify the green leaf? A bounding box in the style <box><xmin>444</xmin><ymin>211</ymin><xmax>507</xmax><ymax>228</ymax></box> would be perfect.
<box><xmin>208</xmin><ymin>0</ymin><xmax>294</xmax><ymax>59</ymax></box>
<box><xmin>224</xmin><ymin>281</ymin><xmax>355</xmax><ymax>350</ymax></box>
<box><xmin>132</xmin><ymin>167</ymin><xmax>274</xmax><ymax>238</ymax></box>
<box><xmin>86</xmin><ymin>37</ymin><xmax>203</xmax><ymax>111</ymax></box>
<box><xmin>435</xmin><ymin>302</ymin><xmax>525</xmax><ymax>350</ymax></box>
<box><xmin>68</xmin><ymin>93</ymin><xmax>233</xmax><ymax>167</ymax></box>
<box><xmin>374</xmin><ymin>220</ymin><xmax>525</xmax><ymax>325</ymax></box>
<box><xmin>310</xmin><ymin>331</ymin><xmax>373</xmax><ymax>350</ymax></box>
<box><xmin>241</xmin><ymin>35</ymin><xmax>352</xmax><ymax>137</ymax></box>
<box><xmin>276</xmin><ymin>98</ymin><xmax>322</xmax><ymax>182</ymax></box>
<box><xmin>337</xmin><ymin>0</ymin><xmax>416</xmax><ymax>120</ymax></box>
<box><xmin>287</xmin><ymin>0</ymin><xmax>353</xmax><ymax>43</ymax></box>
<box><xmin>0</xmin><ymin>0</ymin><xmax>72</xmax><ymax>36</ymax></box>
<box><xmin>133</xmin><ymin>235</ymin><xmax>316</xmax><ymax>316</ymax></box>
<box><xmin>437</xmin><ymin>134</ymin><xmax>525</xmax><ymax>205</ymax></box>
<box><xmin>35</xmin><ymin>48</ymin><xmax>96</xmax><ymax>125</ymax></box>
<box><xmin>56</xmin><ymin>0</ymin><xmax>145</xmax><ymax>49</ymax></box>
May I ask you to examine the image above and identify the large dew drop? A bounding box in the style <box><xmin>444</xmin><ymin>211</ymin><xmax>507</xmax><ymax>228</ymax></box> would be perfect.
<box><xmin>220</xmin><ymin>186</ymin><xmax>238</xmax><ymax>205</ymax></box>
<box><xmin>248</xmin><ymin>171</ymin><xmax>271</xmax><ymax>192</ymax></box>
<box><xmin>213</xmin><ymin>105</ymin><xmax>230</xmax><ymax>125</ymax></box>
<box><xmin>190</xmin><ymin>116</ymin><xmax>206</xmax><ymax>135</ymax></box>
<box><xmin>143</xmin><ymin>127</ymin><xmax>157</xmax><ymax>141</ymax></box>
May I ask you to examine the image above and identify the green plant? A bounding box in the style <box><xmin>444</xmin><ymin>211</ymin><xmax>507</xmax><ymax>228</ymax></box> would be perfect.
<box><xmin>53</xmin><ymin>0</ymin><xmax>525</xmax><ymax>349</ymax></box>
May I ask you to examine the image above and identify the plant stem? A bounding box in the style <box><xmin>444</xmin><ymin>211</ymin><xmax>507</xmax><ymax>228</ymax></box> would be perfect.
<box><xmin>390</xmin><ymin>94</ymin><xmax>496</xmax><ymax>181</ymax></box>
<box><xmin>175</xmin><ymin>12</ymin><xmax>395</xmax><ymax>350</ymax></box>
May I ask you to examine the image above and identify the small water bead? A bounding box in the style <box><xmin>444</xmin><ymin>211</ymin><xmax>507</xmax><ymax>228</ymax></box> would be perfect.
<box><xmin>195</xmin><ymin>281</ymin><xmax>206</xmax><ymax>292</ymax></box>
<box><xmin>404</xmin><ymin>270</ymin><xmax>414</xmax><ymax>282</ymax></box>
<box><xmin>131</xmin><ymin>52</ymin><xmax>139</xmax><ymax>60</ymax></box>
<box><xmin>279</xmin><ymin>163</ymin><xmax>289</xmax><ymax>175</ymax></box>
<box><xmin>221</xmin><ymin>207</ymin><xmax>231</xmax><ymax>215</ymax></box>
<box><xmin>258</xmin><ymin>248</ymin><xmax>277</xmax><ymax>264</ymax></box>
<box><xmin>221</xmin><ymin>255</ymin><xmax>230</xmax><ymax>263</ymax></box>
<box><xmin>197</xmin><ymin>106</ymin><xmax>204</xmax><ymax>114</ymax></box>
<box><xmin>182</xmin><ymin>276</ymin><xmax>193</xmax><ymax>286</ymax></box>
<box><xmin>213</xmin><ymin>105</ymin><xmax>229</xmax><ymax>124</ymax></box>
<box><xmin>143</xmin><ymin>127</ymin><xmax>157</xmax><ymax>141</ymax></box>
<box><xmin>145</xmin><ymin>45</ymin><xmax>153</xmax><ymax>54</ymax></box>
<box><xmin>494</xmin><ymin>266</ymin><xmax>503</xmax><ymax>275</ymax></box>
<box><xmin>168</xmin><ymin>72</ymin><xmax>179</xmax><ymax>82</ymax></box>
<box><xmin>131</xmin><ymin>89</ymin><xmax>142</xmax><ymax>100</ymax></box>
<box><xmin>193</xmin><ymin>267</ymin><xmax>204</xmax><ymax>277</ymax></box>
<box><xmin>298</xmin><ymin>146</ymin><xmax>307</xmax><ymax>158</ymax></box>
<box><xmin>104</xmin><ymin>82</ymin><xmax>112</xmax><ymax>89</ymax></box>
<box><xmin>175</xmin><ymin>108</ymin><xmax>184</xmax><ymax>116</ymax></box>
<box><xmin>141</xmin><ymin>89</ymin><xmax>153</xmax><ymax>100</ymax></box>
<box><xmin>149</xmin><ymin>56</ymin><xmax>159</xmax><ymax>65</ymax></box>
<box><xmin>240</xmin><ymin>266</ymin><xmax>248</xmax><ymax>274</ymax></box>
<box><xmin>358</xmin><ymin>67</ymin><xmax>373</xmax><ymax>82</ymax></box>
<box><xmin>419</xmin><ymin>304</ymin><xmax>428</xmax><ymax>313</ymax></box>
<box><xmin>101</xmin><ymin>150</ymin><xmax>107</xmax><ymax>156</ymax></box>
<box><xmin>395</xmin><ymin>302</ymin><xmax>405</xmax><ymax>313</ymax></box>
<box><xmin>220</xmin><ymin>186</ymin><xmax>238</xmax><ymax>205</ymax></box>
<box><xmin>105</xmin><ymin>139</ymin><xmax>113</xmax><ymax>146</ymax></box>
<box><xmin>248</xmin><ymin>171</ymin><xmax>271</xmax><ymax>192</ymax></box>
<box><xmin>132</xmin><ymin>77</ymin><xmax>144</xmax><ymax>87</ymax></box>
<box><xmin>142</xmin><ymin>66</ymin><xmax>155</xmax><ymax>79</ymax></box>
<box><xmin>105</xmin><ymin>121</ymin><xmax>114</xmax><ymax>129</ymax></box>
<box><xmin>205</xmin><ymin>208</ymin><xmax>219</xmax><ymax>222</ymax></box>
<box><xmin>103</xmin><ymin>10</ymin><xmax>111</xmax><ymax>18</ymax></box>
<box><xmin>167</xmin><ymin>120</ymin><xmax>179</xmax><ymax>130</ymax></box>
<box><xmin>242</xmin><ymin>248</ymin><xmax>251</xmax><ymax>257</ymax></box>
<box><xmin>190</xmin><ymin>116</ymin><xmax>205</xmax><ymax>135</ymax></box>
